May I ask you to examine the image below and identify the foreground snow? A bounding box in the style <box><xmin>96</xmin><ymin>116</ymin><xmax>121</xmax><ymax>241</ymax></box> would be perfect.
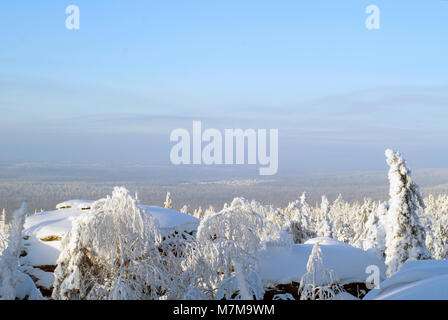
<box><xmin>139</xmin><ymin>205</ymin><xmax>199</xmax><ymax>234</ymax></box>
<box><xmin>258</xmin><ymin>237</ymin><xmax>386</xmax><ymax>286</ymax></box>
<box><xmin>364</xmin><ymin>260</ymin><xmax>448</xmax><ymax>300</ymax></box>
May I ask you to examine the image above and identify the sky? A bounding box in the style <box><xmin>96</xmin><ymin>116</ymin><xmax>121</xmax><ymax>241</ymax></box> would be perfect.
<box><xmin>0</xmin><ymin>1</ymin><xmax>447</xmax><ymax>175</ymax></box>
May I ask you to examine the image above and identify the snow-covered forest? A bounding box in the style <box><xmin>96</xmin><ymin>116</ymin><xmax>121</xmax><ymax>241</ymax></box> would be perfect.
<box><xmin>1</xmin><ymin>149</ymin><xmax>448</xmax><ymax>300</ymax></box>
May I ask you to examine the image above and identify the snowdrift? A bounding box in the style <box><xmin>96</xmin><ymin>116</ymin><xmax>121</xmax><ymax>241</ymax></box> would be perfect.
<box><xmin>364</xmin><ymin>260</ymin><xmax>448</xmax><ymax>300</ymax></box>
<box><xmin>140</xmin><ymin>205</ymin><xmax>199</xmax><ymax>235</ymax></box>
<box><xmin>258</xmin><ymin>237</ymin><xmax>387</xmax><ymax>286</ymax></box>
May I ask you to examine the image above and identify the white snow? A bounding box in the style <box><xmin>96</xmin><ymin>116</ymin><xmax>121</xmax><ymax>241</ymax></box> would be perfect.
<box><xmin>14</xmin><ymin>270</ymin><xmax>41</xmax><ymax>300</ymax></box>
<box><xmin>24</xmin><ymin>208</ymin><xmax>85</xmax><ymax>241</ymax></box>
<box><xmin>304</xmin><ymin>237</ymin><xmax>347</xmax><ymax>246</ymax></box>
<box><xmin>140</xmin><ymin>205</ymin><xmax>199</xmax><ymax>232</ymax></box>
<box><xmin>330</xmin><ymin>291</ymin><xmax>359</xmax><ymax>300</ymax></box>
<box><xmin>364</xmin><ymin>260</ymin><xmax>448</xmax><ymax>300</ymax></box>
<box><xmin>258</xmin><ymin>237</ymin><xmax>386</xmax><ymax>286</ymax></box>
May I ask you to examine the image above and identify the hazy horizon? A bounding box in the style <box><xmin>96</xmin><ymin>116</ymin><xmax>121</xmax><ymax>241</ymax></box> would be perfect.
<box><xmin>2</xmin><ymin>161</ymin><xmax>448</xmax><ymax>214</ymax></box>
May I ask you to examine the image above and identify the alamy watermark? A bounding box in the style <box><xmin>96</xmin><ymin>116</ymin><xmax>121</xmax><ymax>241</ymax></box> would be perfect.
<box><xmin>365</xmin><ymin>265</ymin><xmax>381</xmax><ymax>290</ymax></box>
<box><xmin>170</xmin><ymin>121</ymin><xmax>278</xmax><ymax>176</ymax></box>
<box><xmin>66</xmin><ymin>5</ymin><xmax>80</xmax><ymax>30</ymax></box>
<box><xmin>64</xmin><ymin>5</ymin><xmax>379</xmax><ymax>31</ymax></box>
<box><xmin>366</xmin><ymin>5</ymin><xmax>380</xmax><ymax>30</ymax></box>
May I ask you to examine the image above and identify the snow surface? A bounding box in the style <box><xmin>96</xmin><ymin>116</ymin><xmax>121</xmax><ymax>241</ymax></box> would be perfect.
<box><xmin>364</xmin><ymin>260</ymin><xmax>448</xmax><ymax>300</ymax></box>
<box><xmin>14</xmin><ymin>270</ymin><xmax>41</xmax><ymax>300</ymax></box>
<box><xmin>140</xmin><ymin>205</ymin><xmax>199</xmax><ymax>232</ymax></box>
<box><xmin>305</xmin><ymin>237</ymin><xmax>348</xmax><ymax>246</ymax></box>
<box><xmin>258</xmin><ymin>237</ymin><xmax>386</xmax><ymax>285</ymax></box>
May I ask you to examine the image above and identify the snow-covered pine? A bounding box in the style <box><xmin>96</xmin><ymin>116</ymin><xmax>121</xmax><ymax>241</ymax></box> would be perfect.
<box><xmin>246</xmin><ymin>200</ymin><xmax>292</xmax><ymax>246</ymax></box>
<box><xmin>0</xmin><ymin>203</ymin><xmax>28</xmax><ymax>300</ymax></box>
<box><xmin>352</xmin><ymin>199</ymin><xmax>373</xmax><ymax>247</ymax></box>
<box><xmin>424</xmin><ymin>194</ymin><xmax>448</xmax><ymax>260</ymax></box>
<box><xmin>284</xmin><ymin>192</ymin><xmax>316</xmax><ymax>244</ymax></box>
<box><xmin>384</xmin><ymin>149</ymin><xmax>430</xmax><ymax>276</ymax></box>
<box><xmin>330</xmin><ymin>194</ymin><xmax>355</xmax><ymax>244</ymax></box>
<box><xmin>0</xmin><ymin>208</ymin><xmax>6</xmax><ymax>223</ymax></box>
<box><xmin>299</xmin><ymin>192</ymin><xmax>317</xmax><ymax>238</ymax></box>
<box><xmin>52</xmin><ymin>187</ymin><xmax>178</xmax><ymax>300</ymax></box>
<box><xmin>316</xmin><ymin>196</ymin><xmax>335</xmax><ymax>238</ymax></box>
<box><xmin>193</xmin><ymin>206</ymin><xmax>204</xmax><ymax>219</ymax></box>
<box><xmin>426</xmin><ymin>224</ymin><xmax>448</xmax><ymax>260</ymax></box>
<box><xmin>298</xmin><ymin>242</ymin><xmax>343</xmax><ymax>300</ymax></box>
<box><xmin>0</xmin><ymin>209</ymin><xmax>8</xmax><ymax>253</ymax></box>
<box><xmin>180</xmin><ymin>205</ymin><xmax>189</xmax><ymax>214</ymax></box>
<box><xmin>164</xmin><ymin>191</ymin><xmax>173</xmax><ymax>209</ymax></box>
<box><xmin>204</xmin><ymin>206</ymin><xmax>215</xmax><ymax>219</ymax></box>
<box><xmin>358</xmin><ymin>202</ymin><xmax>388</xmax><ymax>259</ymax></box>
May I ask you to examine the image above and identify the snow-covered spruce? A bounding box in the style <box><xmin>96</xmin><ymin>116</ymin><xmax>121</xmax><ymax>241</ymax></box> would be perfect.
<box><xmin>384</xmin><ymin>149</ymin><xmax>430</xmax><ymax>276</ymax></box>
<box><xmin>284</xmin><ymin>192</ymin><xmax>316</xmax><ymax>244</ymax></box>
<box><xmin>164</xmin><ymin>192</ymin><xmax>173</xmax><ymax>209</ymax></box>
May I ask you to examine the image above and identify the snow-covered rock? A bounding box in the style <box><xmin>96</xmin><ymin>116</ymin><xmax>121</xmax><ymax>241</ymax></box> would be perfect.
<box><xmin>56</xmin><ymin>200</ymin><xmax>93</xmax><ymax>211</ymax></box>
<box><xmin>140</xmin><ymin>205</ymin><xmax>199</xmax><ymax>234</ymax></box>
<box><xmin>257</xmin><ymin>237</ymin><xmax>386</xmax><ymax>286</ymax></box>
<box><xmin>364</xmin><ymin>260</ymin><xmax>448</xmax><ymax>300</ymax></box>
<box><xmin>20</xmin><ymin>200</ymin><xmax>199</xmax><ymax>295</ymax></box>
<box><xmin>20</xmin><ymin>208</ymin><xmax>88</xmax><ymax>292</ymax></box>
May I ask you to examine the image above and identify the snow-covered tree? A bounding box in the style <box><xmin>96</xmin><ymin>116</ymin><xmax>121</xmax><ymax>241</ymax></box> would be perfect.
<box><xmin>180</xmin><ymin>205</ymin><xmax>189</xmax><ymax>214</ymax></box>
<box><xmin>204</xmin><ymin>206</ymin><xmax>215</xmax><ymax>218</ymax></box>
<box><xmin>298</xmin><ymin>243</ymin><xmax>343</xmax><ymax>300</ymax></box>
<box><xmin>426</xmin><ymin>224</ymin><xmax>448</xmax><ymax>260</ymax></box>
<box><xmin>0</xmin><ymin>203</ymin><xmax>33</xmax><ymax>300</ymax></box>
<box><xmin>52</xmin><ymin>187</ymin><xmax>178</xmax><ymax>300</ymax></box>
<box><xmin>384</xmin><ymin>149</ymin><xmax>430</xmax><ymax>276</ymax></box>
<box><xmin>164</xmin><ymin>192</ymin><xmax>173</xmax><ymax>209</ymax></box>
<box><xmin>183</xmin><ymin>198</ymin><xmax>265</xmax><ymax>300</ymax></box>
<box><xmin>193</xmin><ymin>206</ymin><xmax>204</xmax><ymax>219</ymax></box>
<box><xmin>358</xmin><ymin>203</ymin><xmax>388</xmax><ymax>260</ymax></box>
<box><xmin>0</xmin><ymin>209</ymin><xmax>8</xmax><ymax>253</ymax></box>
<box><xmin>315</xmin><ymin>196</ymin><xmax>335</xmax><ymax>238</ymax></box>
<box><xmin>284</xmin><ymin>192</ymin><xmax>316</xmax><ymax>243</ymax></box>
<box><xmin>352</xmin><ymin>199</ymin><xmax>373</xmax><ymax>246</ymax></box>
<box><xmin>424</xmin><ymin>194</ymin><xmax>448</xmax><ymax>259</ymax></box>
<box><xmin>0</xmin><ymin>208</ymin><xmax>6</xmax><ymax>223</ymax></box>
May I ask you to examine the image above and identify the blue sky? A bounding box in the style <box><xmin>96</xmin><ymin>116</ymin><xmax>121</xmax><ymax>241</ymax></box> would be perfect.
<box><xmin>0</xmin><ymin>1</ymin><xmax>447</xmax><ymax>174</ymax></box>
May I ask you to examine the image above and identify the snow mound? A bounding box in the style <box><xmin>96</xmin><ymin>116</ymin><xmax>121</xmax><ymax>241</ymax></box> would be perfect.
<box><xmin>14</xmin><ymin>270</ymin><xmax>42</xmax><ymax>300</ymax></box>
<box><xmin>364</xmin><ymin>260</ymin><xmax>448</xmax><ymax>300</ymax></box>
<box><xmin>258</xmin><ymin>238</ymin><xmax>386</xmax><ymax>286</ymax></box>
<box><xmin>24</xmin><ymin>208</ymin><xmax>85</xmax><ymax>241</ymax></box>
<box><xmin>56</xmin><ymin>200</ymin><xmax>93</xmax><ymax>211</ymax></box>
<box><xmin>304</xmin><ymin>237</ymin><xmax>348</xmax><ymax>246</ymax></box>
<box><xmin>330</xmin><ymin>291</ymin><xmax>359</xmax><ymax>300</ymax></box>
<box><xmin>140</xmin><ymin>205</ymin><xmax>199</xmax><ymax>233</ymax></box>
